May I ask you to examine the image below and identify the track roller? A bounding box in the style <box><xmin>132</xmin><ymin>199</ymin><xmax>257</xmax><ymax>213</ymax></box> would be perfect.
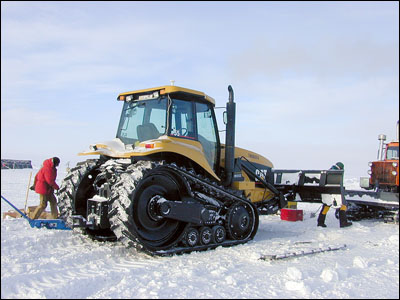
<box><xmin>211</xmin><ymin>225</ymin><xmax>226</xmax><ymax>243</ymax></box>
<box><xmin>183</xmin><ymin>227</ymin><xmax>200</xmax><ymax>247</ymax></box>
<box><xmin>199</xmin><ymin>226</ymin><xmax>212</xmax><ymax>245</ymax></box>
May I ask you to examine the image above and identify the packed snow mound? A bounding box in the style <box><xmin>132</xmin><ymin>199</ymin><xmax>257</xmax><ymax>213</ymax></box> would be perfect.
<box><xmin>1</xmin><ymin>169</ymin><xmax>399</xmax><ymax>299</ymax></box>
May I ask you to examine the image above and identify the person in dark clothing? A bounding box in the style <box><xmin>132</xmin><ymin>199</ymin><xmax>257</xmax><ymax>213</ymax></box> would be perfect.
<box><xmin>31</xmin><ymin>157</ymin><xmax>60</xmax><ymax>219</ymax></box>
<box><xmin>317</xmin><ymin>162</ymin><xmax>352</xmax><ymax>228</ymax></box>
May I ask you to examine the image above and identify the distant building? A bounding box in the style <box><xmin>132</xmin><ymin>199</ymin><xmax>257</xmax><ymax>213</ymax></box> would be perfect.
<box><xmin>1</xmin><ymin>159</ymin><xmax>33</xmax><ymax>169</ymax></box>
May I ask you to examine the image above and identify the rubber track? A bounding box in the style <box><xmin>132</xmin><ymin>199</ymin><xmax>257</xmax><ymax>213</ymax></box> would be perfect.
<box><xmin>345</xmin><ymin>201</ymin><xmax>399</xmax><ymax>223</ymax></box>
<box><xmin>108</xmin><ymin>162</ymin><xmax>259</xmax><ymax>256</ymax></box>
<box><xmin>58</xmin><ymin>159</ymin><xmax>99</xmax><ymax>228</ymax></box>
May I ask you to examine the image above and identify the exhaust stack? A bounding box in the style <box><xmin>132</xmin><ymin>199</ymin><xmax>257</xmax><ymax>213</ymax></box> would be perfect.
<box><xmin>224</xmin><ymin>85</ymin><xmax>236</xmax><ymax>186</ymax></box>
<box><xmin>377</xmin><ymin>134</ymin><xmax>386</xmax><ymax>161</ymax></box>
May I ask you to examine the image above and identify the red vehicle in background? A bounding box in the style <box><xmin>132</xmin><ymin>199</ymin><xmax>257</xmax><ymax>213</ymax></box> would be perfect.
<box><xmin>345</xmin><ymin>121</ymin><xmax>399</xmax><ymax>223</ymax></box>
<box><xmin>362</xmin><ymin>123</ymin><xmax>399</xmax><ymax>193</ymax></box>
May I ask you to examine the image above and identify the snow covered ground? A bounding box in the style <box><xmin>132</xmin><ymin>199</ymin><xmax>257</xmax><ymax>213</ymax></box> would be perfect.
<box><xmin>1</xmin><ymin>168</ymin><xmax>399</xmax><ymax>299</ymax></box>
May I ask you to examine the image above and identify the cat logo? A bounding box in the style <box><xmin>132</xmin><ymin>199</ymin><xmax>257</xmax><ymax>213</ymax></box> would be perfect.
<box><xmin>255</xmin><ymin>169</ymin><xmax>268</xmax><ymax>181</ymax></box>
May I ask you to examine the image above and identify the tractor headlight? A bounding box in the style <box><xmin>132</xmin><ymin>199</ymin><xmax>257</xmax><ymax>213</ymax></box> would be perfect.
<box><xmin>392</xmin><ymin>162</ymin><xmax>398</xmax><ymax>167</ymax></box>
<box><xmin>368</xmin><ymin>162</ymin><xmax>373</xmax><ymax>167</ymax></box>
<box><xmin>368</xmin><ymin>170</ymin><xmax>372</xmax><ymax>175</ymax></box>
<box><xmin>392</xmin><ymin>171</ymin><xmax>397</xmax><ymax>176</ymax></box>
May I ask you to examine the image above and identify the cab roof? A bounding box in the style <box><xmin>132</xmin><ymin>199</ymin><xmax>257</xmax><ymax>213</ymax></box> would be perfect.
<box><xmin>118</xmin><ymin>85</ymin><xmax>215</xmax><ymax>105</ymax></box>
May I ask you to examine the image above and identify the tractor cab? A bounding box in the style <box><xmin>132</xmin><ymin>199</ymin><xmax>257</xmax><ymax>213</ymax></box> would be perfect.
<box><xmin>114</xmin><ymin>86</ymin><xmax>221</xmax><ymax>176</ymax></box>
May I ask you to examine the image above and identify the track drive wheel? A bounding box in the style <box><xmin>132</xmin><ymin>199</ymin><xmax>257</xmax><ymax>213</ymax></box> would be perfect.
<box><xmin>109</xmin><ymin>163</ymin><xmax>188</xmax><ymax>252</ymax></box>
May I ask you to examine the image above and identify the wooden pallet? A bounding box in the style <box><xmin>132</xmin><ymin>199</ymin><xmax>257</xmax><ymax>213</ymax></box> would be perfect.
<box><xmin>2</xmin><ymin>206</ymin><xmax>52</xmax><ymax>220</ymax></box>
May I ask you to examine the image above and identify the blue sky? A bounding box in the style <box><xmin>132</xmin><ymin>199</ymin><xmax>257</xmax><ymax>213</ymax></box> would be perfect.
<box><xmin>1</xmin><ymin>1</ymin><xmax>399</xmax><ymax>177</ymax></box>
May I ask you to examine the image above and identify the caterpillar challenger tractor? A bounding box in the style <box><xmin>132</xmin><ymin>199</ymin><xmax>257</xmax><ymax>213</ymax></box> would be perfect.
<box><xmin>58</xmin><ymin>84</ymin><xmax>345</xmax><ymax>255</ymax></box>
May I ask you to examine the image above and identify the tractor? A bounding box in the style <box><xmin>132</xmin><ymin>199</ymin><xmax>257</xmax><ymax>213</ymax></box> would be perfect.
<box><xmin>58</xmin><ymin>84</ymin><xmax>344</xmax><ymax>255</ymax></box>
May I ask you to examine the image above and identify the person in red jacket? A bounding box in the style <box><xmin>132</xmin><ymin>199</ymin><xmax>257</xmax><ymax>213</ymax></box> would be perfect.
<box><xmin>31</xmin><ymin>157</ymin><xmax>60</xmax><ymax>219</ymax></box>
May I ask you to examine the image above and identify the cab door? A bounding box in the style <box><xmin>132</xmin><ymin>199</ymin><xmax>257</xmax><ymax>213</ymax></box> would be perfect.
<box><xmin>195</xmin><ymin>102</ymin><xmax>220</xmax><ymax>174</ymax></box>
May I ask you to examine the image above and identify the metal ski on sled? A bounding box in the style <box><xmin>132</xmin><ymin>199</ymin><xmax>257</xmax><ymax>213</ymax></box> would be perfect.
<box><xmin>1</xmin><ymin>195</ymin><xmax>71</xmax><ymax>230</ymax></box>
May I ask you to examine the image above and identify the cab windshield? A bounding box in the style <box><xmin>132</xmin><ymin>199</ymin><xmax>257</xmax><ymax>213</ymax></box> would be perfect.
<box><xmin>386</xmin><ymin>146</ymin><xmax>399</xmax><ymax>160</ymax></box>
<box><xmin>117</xmin><ymin>98</ymin><xmax>167</xmax><ymax>145</ymax></box>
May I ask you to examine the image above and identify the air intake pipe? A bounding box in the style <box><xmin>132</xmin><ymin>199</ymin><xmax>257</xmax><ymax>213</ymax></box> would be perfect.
<box><xmin>224</xmin><ymin>85</ymin><xmax>236</xmax><ymax>187</ymax></box>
